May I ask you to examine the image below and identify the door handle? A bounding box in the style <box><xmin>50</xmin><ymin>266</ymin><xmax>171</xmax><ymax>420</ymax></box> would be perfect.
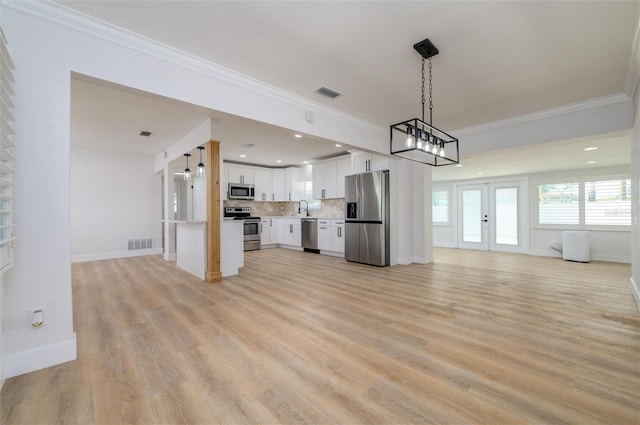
<box><xmin>481</xmin><ymin>219</ymin><xmax>488</xmax><ymax>222</ymax></box>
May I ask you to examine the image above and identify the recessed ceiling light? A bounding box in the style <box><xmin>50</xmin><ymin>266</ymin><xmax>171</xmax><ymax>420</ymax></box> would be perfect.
<box><xmin>139</xmin><ymin>131</ymin><xmax>151</xmax><ymax>137</ymax></box>
<box><xmin>294</xmin><ymin>134</ymin><xmax>302</xmax><ymax>138</ymax></box>
<box><xmin>335</xmin><ymin>144</ymin><xmax>342</xmax><ymax>147</ymax></box>
<box><xmin>584</xmin><ymin>147</ymin><xmax>599</xmax><ymax>151</ymax></box>
<box><xmin>477</xmin><ymin>172</ymin><xmax>484</xmax><ymax>175</ymax></box>
<box><xmin>303</xmin><ymin>161</ymin><xmax>309</xmax><ymax>164</ymax></box>
<box><xmin>456</xmin><ymin>164</ymin><xmax>463</xmax><ymax>167</ymax></box>
<box><xmin>276</xmin><ymin>160</ymin><xmax>282</xmax><ymax>163</ymax></box>
<box><xmin>587</xmin><ymin>160</ymin><xmax>596</xmax><ymax>164</ymax></box>
<box><xmin>240</xmin><ymin>154</ymin><xmax>246</xmax><ymax>158</ymax></box>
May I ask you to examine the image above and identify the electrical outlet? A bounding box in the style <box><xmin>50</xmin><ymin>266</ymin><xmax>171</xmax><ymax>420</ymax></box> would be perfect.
<box><xmin>31</xmin><ymin>308</ymin><xmax>46</xmax><ymax>328</ymax></box>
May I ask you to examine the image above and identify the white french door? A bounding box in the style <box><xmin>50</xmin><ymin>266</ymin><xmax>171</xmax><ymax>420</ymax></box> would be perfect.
<box><xmin>457</xmin><ymin>181</ymin><xmax>527</xmax><ymax>253</ymax></box>
<box><xmin>458</xmin><ymin>185</ymin><xmax>489</xmax><ymax>250</ymax></box>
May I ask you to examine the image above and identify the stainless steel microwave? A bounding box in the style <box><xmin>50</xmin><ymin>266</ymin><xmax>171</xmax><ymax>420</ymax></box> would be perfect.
<box><xmin>228</xmin><ymin>183</ymin><xmax>255</xmax><ymax>200</ymax></box>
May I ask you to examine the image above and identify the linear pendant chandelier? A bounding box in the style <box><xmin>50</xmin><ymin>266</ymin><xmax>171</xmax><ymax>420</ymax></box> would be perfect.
<box><xmin>390</xmin><ymin>38</ymin><xmax>459</xmax><ymax>166</ymax></box>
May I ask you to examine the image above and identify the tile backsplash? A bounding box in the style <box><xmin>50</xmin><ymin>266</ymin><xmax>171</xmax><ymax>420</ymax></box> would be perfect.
<box><xmin>224</xmin><ymin>198</ymin><xmax>345</xmax><ymax>218</ymax></box>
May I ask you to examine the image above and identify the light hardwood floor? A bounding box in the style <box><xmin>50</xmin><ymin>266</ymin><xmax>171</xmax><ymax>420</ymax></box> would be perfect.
<box><xmin>2</xmin><ymin>248</ymin><xmax>639</xmax><ymax>424</ymax></box>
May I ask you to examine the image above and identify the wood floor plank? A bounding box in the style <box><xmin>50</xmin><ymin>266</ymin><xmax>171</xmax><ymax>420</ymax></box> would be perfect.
<box><xmin>2</xmin><ymin>248</ymin><xmax>638</xmax><ymax>424</ymax></box>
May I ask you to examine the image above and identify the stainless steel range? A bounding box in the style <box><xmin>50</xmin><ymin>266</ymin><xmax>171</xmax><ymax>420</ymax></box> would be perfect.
<box><xmin>224</xmin><ymin>207</ymin><xmax>261</xmax><ymax>251</ymax></box>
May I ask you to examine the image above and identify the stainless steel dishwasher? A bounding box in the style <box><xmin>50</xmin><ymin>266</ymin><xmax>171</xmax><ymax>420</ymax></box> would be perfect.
<box><xmin>301</xmin><ymin>218</ymin><xmax>319</xmax><ymax>253</ymax></box>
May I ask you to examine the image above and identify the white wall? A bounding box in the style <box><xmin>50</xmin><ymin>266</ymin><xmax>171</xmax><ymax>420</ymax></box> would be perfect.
<box><xmin>70</xmin><ymin>149</ymin><xmax>162</xmax><ymax>262</ymax></box>
<box><xmin>631</xmin><ymin>74</ymin><xmax>640</xmax><ymax>309</ymax></box>
<box><xmin>0</xmin><ymin>2</ymin><xmax>413</xmax><ymax>377</ymax></box>
<box><xmin>433</xmin><ymin>165</ymin><xmax>632</xmax><ymax>263</ymax></box>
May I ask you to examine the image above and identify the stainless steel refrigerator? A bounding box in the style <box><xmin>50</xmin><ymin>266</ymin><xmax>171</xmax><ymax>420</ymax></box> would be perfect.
<box><xmin>344</xmin><ymin>170</ymin><xmax>390</xmax><ymax>266</ymax></box>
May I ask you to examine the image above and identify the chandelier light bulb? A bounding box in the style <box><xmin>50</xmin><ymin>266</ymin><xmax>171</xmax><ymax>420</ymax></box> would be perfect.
<box><xmin>183</xmin><ymin>153</ymin><xmax>192</xmax><ymax>181</ymax></box>
<box><xmin>196</xmin><ymin>146</ymin><xmax>205</xmax><ymax>177</ymax></box>
<box><xmin>406</xmin><ymin>136</ymin><xmax>413</xmax><ymax>147</ymax></box>
<box><xmin>417</xmin><ymin>140</ymin><xmax>423</xmax><ymax>149</ymax></box>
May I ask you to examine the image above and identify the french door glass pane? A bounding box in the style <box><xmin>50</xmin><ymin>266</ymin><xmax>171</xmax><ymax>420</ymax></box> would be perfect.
<box><xmin>495</xmin><ymin>187</ymin><xmax>518</xmax><ymax>245</ymax></box>
<box><xmin>462</xmin><ymin>189</ymin><xmax>482</xmax><ymax>242</ymax></box>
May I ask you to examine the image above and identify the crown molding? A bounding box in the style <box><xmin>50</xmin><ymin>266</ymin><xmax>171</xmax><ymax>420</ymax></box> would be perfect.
<box><xmin>3</xmin><ymin>0</ymin><xmax>386</xmax><ymax>137</ymax></box>
<box><xmin>451</xmin><ymin>93</ymin><xmax>632</xmax><ymax>137</ymax></box>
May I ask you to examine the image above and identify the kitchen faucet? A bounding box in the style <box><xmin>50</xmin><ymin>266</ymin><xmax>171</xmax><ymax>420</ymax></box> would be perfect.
<box><xmin>298</xmin><ymin>200</ymin><xmax>309</xmax><ymax>217</ymax></box>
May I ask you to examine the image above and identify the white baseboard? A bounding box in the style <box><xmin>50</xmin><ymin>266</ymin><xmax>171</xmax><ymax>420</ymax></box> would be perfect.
<box><xmin>631</xmin><ymin>278</ymin><xmax>640</xmax><ymax>314</ymax></box>
<box><xmin>72</xmin><ymin>248</ymin><xmax>163</xmax><ymax>263</ymax></box>
<box><xmin>433</xmin><ymin>242</ymin><xmax>457</xmax><ymax>248</ymax></box>
<box><xmin>528</xmin><ymin>249</ymin><xmax>629</xmax><ymax>263</ymax></box>
<box><xmin>395</xmin><ymin>255</ymin><xmax>433</xmax><ymax>265</ymax></box>
<box><xmin>591</xmin><ymin>254</ymin><xmax>631</xmax><ymax>264</ymax></box>
<box><xmin>319</xmin><ymin>250</ymin><xmax>344</xmax><ymax>258</ymax></box>
<box><xmin>4</xmin><ymin>334</ymin><xmax>77</xmax><ymax>378</ymax></box>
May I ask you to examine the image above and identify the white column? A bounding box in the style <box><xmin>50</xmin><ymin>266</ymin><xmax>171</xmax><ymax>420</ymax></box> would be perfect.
<box><xmin>389</xmin><ymin>158</ymin><xmax>433</xmax><ymax>265</ymax></box>
<box><xmin>163</xmin><ymin>164</ymin><xmax>176</xmax><ymax>261</ymax></box>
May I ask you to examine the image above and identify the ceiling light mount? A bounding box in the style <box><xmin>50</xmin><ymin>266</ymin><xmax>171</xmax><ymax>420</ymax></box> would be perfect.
<box><xmin>390</xmin><ymin>38</ymin><xmax>459</xmax><ymax>166</ymax></box>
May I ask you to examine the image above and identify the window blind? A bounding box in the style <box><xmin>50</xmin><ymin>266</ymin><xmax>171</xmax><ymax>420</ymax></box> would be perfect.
<box><xmin>538</xmin><ymin>182</ymin><xmax>579</xmax><ymax>225</ymax></box>
<box><xmin>585</xmin><ymin>179</ymin><xmax>631</xmax><ymax>226</ymax></box>
<box><xmin>0</xmin><ymin>29</ymin><xmax>15</xmax><ymax>273</ymax></box>
<box><xmin>432</xmin><ymin>190</ymin><xmax>449</xmax><ymax>224</ymax></box>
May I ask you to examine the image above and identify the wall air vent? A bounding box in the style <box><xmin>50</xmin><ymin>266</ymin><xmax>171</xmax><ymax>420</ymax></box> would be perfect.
<box><xmin>315</xmin><ymin>86</ymin><xmax>341</xmax><ymax>99</ymax></box>
<box><xmin>139</xmin><ymin>131</ymin><xmax>152</xmax><ymax>137</ymax></box>
<box><xmin>128</xmin><ymin>238</ymin><xmax>153</xmax><ymax>251</ymax></box>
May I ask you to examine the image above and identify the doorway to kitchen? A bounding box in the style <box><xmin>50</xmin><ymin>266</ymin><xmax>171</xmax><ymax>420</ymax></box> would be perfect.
<box><xmin>457</xmin><ymin>180</ymin><xmax>528</xmax><ymax>253</ymax></box>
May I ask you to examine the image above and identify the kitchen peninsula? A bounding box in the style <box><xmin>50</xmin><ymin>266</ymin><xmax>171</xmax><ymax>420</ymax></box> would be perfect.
<box><xmin>164</xmin><ymin>219</ymin><xmax>243</xmax><ymax>280</ymax></box>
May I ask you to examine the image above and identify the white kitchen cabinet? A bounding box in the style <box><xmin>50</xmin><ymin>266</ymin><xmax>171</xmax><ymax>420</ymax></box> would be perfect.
<box><xmin>260</xmin><ymin>218</ymin><xmax>281</xmax><ymax>245</ymax></box>
<box><xmin>312</xmin><ymin>160</ymin><xmax>336</xmax><ymax>199</ymax></box>
<box><xmin>330</xmin><ymin>219</ymin><xmax>345</xmax><ymax>253</ymax></box>
<box><xmin>254</xmin><ymin>168</ymin><xmax>273</xmax><ymax>201</ymax></box>
<box><xmin>269</xmin><ymin>218</ymin><xmax>279</xmax><ymax>244</ymax></box>
<box><xmin>278</xmin><ymin>219</ymin><xmax>301</xmax><ymax>247</ymax></box>
<box><xmin>285</xmin><ymin>168</ymin><xmax>302</xmax><ymax>201</ymax></box>
<box><xmin>351</xmin><ymin>151</ymin><xmax>389</xmax><ymax>173</ymax></box>
<box><xmin>222</xmin><ymin>164</ymin><xmax>229</xmax><ymax>200</ymax></box>
<box><xmin>317</xmin><ymin>219</ymin><xmax>331</xmax><ymax>251</ymax></box>
<box><xmin>312</xmin><ymin>155</ymin><xmax>350</xmax><ymax>199</ymax></box>
<box><xmin>272</xmin><ymin>169</ymin><xmax>286</xmax><ymax>201</ymax></box>
<box><xmin>260</xmin><ymin>219</ymin><xmax>270</xmax><ymax>245</ymax></box>
<box><xmin>335</xmin><ymin>156</ymin><xmax>351</xmax><ymax>199</ymax></box>
<box><xmin>227</xmin><ymin>165</ymin><xmax>255</xmax><ymax>185</ymax></box>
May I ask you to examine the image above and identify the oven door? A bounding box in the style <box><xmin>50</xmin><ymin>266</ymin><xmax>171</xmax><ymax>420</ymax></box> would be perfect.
<box><xmin>243</xmin><ymin>220</ymin><xmax>260</xmax><ymax>242</ymax></box>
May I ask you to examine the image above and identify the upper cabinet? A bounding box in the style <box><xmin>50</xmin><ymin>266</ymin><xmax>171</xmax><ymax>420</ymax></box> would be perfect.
<box><xmin>227</xmin><ymin>165</ymin><xmax>255</xmax><ymax>185</ymax></box>
<box><xmin>351</xmin><ymin>151</ymin><xmax>389</xmax><ymax>174</ymax></box>
<box><xmin>312</xmin><ymin>155</ymin><xmax>350</xmax><ymax>199</ymax></box>
<box><xmin>254</xmin><ymin>168</ymin><xmax>273</xmax><ymax>201</ymax></box>
<box><xmin>285</xmin><ymin>168</ymin><xmax>303</xmax><ymax>202</ymax></box>
<box><xmin>272</xmin><ymin>169</ymin><xmax>286</xmax><ymax>201</ymax></box>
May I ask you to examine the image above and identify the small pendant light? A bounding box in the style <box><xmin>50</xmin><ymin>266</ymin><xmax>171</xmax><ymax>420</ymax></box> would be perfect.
<box><xmin>196</xmin><ymin>146</ymin><xmax>205</xmax><ymax>177</ymax></box>
<box><xmin>183</xmin><ymin>153</ymin><xmax>192</xmax><ymax>181</ymax></box>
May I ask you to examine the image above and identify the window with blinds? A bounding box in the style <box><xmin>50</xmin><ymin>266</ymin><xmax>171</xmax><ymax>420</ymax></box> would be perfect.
<box><xmin>585</xmin><ymin>179</ymin><xmax>631</xmax><ymax>226</ymax></box>
<box><xmin>0</xmin><ymin>29</ymin><xmax>15</xmax><ymax>272</ymax></box>
<box><xmin>538</xmin><ymin>182</ymin><xmax>579</xmax><ymax>225</ymax></box>
<box><xmin>537</xmin><ymin>177</ymin><xmax>631</xmax><ymax>228</ymax></box>
<box><xmin>432</xmin><ymin>190</ymin><xmax>449</xmax><ymax>224</ymax></box>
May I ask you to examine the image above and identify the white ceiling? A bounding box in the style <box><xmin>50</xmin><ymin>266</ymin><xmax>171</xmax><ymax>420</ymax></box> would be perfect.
<box><xmin>63</xmin><ymin>1</ymin><xmax>637</xmax><ymax>177</ymax></box>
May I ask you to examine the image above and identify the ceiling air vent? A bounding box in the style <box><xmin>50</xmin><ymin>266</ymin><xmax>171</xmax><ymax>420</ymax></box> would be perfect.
<box><xmin>139</xmin><ymin>131</ymin><xmax>152</xmax><ymax>137</ymax></box>
<box><xmin>315</xmin><ymin>86</ymin><xmax>341</xmax><ymax>99</ymax></box>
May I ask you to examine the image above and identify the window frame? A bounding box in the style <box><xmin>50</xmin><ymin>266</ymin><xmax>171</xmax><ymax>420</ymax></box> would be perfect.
<box><xmin>534</xmin><ymin>174</ymin><xmax>631</xmax><ymax>231</ymax></box>
<box><xmin>432</xmin><ymin>187</ymin><xmax>451</xmax><ymax>226</ymax></box>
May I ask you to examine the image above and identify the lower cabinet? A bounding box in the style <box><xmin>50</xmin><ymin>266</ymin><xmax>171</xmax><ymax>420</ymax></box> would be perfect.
<box><xmin>317</xmin><ymin>219</ymin><xmax>331</xmax><ymax>251</ymax></box>
<box><xmin>261</xmin><ymin>218</ymin><xmax>280</xmax><ymax>245</ymax></box>
<box><xmin>278</xmin><ymin>219</ymin><xmax>301</xmax><ymax>247</ymax></box>
<box><xmin>317</xmin><ymin>219</ymin><xmax>345</xmax><ymax>254</ymax></box>
<box><xmin>330</xmin><ymin>219</ymin><xmax>345</xmax><ymax>254</ymax></box>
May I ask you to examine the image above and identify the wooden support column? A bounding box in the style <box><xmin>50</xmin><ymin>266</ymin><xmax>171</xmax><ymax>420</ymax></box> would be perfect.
<box><xmin>206</xmin><ymin>140</ymin><xmax>223</xmax><ymax>283</ymax></box>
